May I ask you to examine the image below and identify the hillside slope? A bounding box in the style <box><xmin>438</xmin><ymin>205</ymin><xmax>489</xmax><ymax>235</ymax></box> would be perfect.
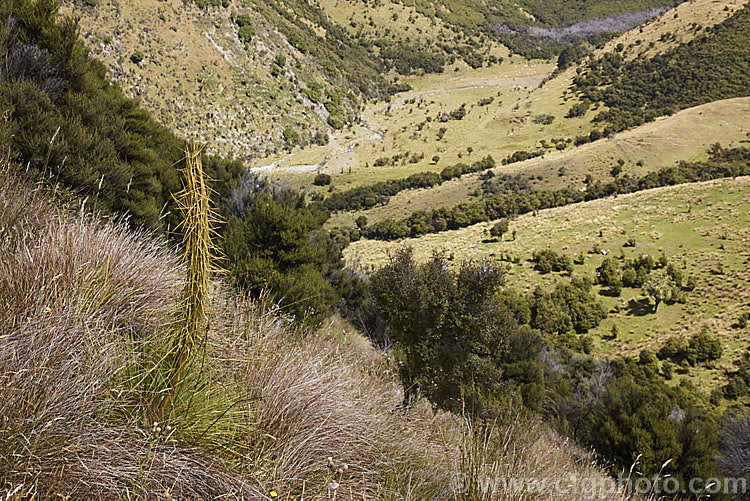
<box><xmin>62</xmin><ymin>0</ymin><xmax>336</xmax><ymax>161</ymax></box>
<box><xmin>0</xmin><ymin>157</ymin><xmax>619</xmax><ymax>498</ymax></box>
<box><xmin>256</xmin><ymin>0</ymin><xmax>746</xmax><ymax>194</ymax></box>
<box><xmin>345</xmin><ymin>176</ymin><xmax>750</xmax><ymax>387</ymax></box>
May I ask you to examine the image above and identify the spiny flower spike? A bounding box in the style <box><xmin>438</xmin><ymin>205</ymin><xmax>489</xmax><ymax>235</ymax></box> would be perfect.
<box><xmin>159</xmin><ymin>144</ymin><xmax>222</xmax><ymax>419</ymax></box>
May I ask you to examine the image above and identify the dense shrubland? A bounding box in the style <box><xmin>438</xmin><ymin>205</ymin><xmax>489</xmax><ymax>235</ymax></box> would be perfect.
<box><xmin>221</xmin><ymin>175</ymin><xmax>344</xmax><ymax>326</ymax></box>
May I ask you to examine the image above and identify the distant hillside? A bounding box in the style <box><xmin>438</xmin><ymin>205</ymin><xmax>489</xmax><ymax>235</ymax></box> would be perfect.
<box><xmin>403</xmin><ymin>0</ymin><xmax>681</xmax><ymax>32</ymax></box>
<box><xmin>0</xmin><ymin>0</ymin><xmax>242</xmax><ymax>229</ymax></box>
<box><xmin>62</xmin><ymin>0</ymin><xmax>500</xmax><ymax>160</ymax></box>
<box><xmin>596</xmin><ymin>0</ymin><xmax>748</xmax><ymax>60</ymax></box>
<box><xmin>574</xmin><ymin>4</ymin><xmax>750</xmax><ymax>135</ymax></box>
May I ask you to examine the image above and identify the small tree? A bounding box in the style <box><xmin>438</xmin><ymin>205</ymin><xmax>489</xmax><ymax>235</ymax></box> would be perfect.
<box><xmin>596</xmin><ymin>257</ymin><xmax>622</xmax><ymax>295</ymax></box>
<box><xmin>643</xmin><ymin>268</ymin><xmax>673</xmax><ymax>312</ymax></box>
<box><xmin>686</xmin><ymin>329</ymin><xmax>723</xmax><ymax>365</ymax></box>
<box><xmin>130</xmin><ymin>50</ymin><xmax>144</xmax><ymax>65</ymax></box>
<box><xmin>355</xmin><ymin>215</ymin><xmax>368</xmax><ymax>229</ymax></box>
<box><xmin>490</xmin><ymin>218</ymin><xmax>509</xmax><ymax>239</ymax></box>
<box><xmin>313</xmin><ymin>129</ymin><xmax>329</xmax><ymax>145</ymax></box>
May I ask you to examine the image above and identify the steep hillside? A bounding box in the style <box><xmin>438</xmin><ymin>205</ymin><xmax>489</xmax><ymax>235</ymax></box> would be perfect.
<box><xmin>61</xmin><ymin>0</ymin><xmax>343</xmax><ymax>161</ymax></box>
<box><xmin>596</xmin><ymin>0</ymin><xmax>748</xmax><ymax>60</ymax></box>
<box><xmin>574</xmin><ymin>3</ymin><xmax>750</xmax><ymax>134</ymax></box>
<box><xmin>0</xmin><ymin>0</ymin><xmax>245</xmax><ymax>230</ymax></box>
<box><xmin>9</xmin><ymin>0</ymin><xmax>750</xmax><ymax>492</ymax></box>
<box><xmin>0</xmin><ymin>152</ymin><xmax>621</xmax><ymax>499</ymax></box>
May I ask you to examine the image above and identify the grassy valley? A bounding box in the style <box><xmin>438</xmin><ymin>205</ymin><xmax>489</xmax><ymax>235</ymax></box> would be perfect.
<box><xmin>326</xmin><ymin>96</ymin><xmax>750</xmax><ymax>228</ymax></box>
<box><xmin>346</xmin><ymin>176</ymin><xmax>750</xmax><ymax>381</ymax></box>
<box><xmin>3</xmin><ymin>0</ymin><xmax>750</xmax><ymax>497</ymax></box>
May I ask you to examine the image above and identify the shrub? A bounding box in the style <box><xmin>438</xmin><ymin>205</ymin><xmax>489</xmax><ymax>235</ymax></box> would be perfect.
<box><xmin>686</xmin><ymin>329</ymin><xmax>723</xmax><ymax>365</ymax></box>
<box><xmin>282</xmin><ymin>127</ymin><xmax>300</xmax><ymax>146</ymax></box>
<box><xmin>566</xmin><ymin>101</ymin><xmax>589</xmax><ymax>118</ymax></box>
<box><xmin>233</xmin><ymin>13</ymin><xmax>255</xmax><ymax>43</ymax></box>
<box><xmin>130</xmin><ymin>50</ymin><xmax>144</xmax><ymax>64</ymax></box>
<box><xmin>238</xmin><ymin>25</ymin><xmax>255</xmax><ymax>44</ymax></box>
<box><xmin>312</xmin><ymin>129</ymin><xmax>329</xmax><ymax>145</ymax></box>
<box><xmin>313</xmin><ymin>173</ymin><xmax>332</xmax><ymax>186</ymax></box>
<box><xmin>371</xmin><ymin>249</ymin><xmax>545</xmax><ymax>413</ymax></box>
<box><xmin>449</xmin><ymin>105</ymin><xmax>466</xmax><ymax>120</ymax></box>
<box><xmin>490</xmin><ymin>219</ymin><xmax>509</xmax><ymax>239</ymax></box>
<box><xmin>596</xmin><ymin>257</ymin><xmax>622</xmax><ymax>295</ymax></box>
<box><xmin>658</xmin><ymin>331</ymin><xmax>722</xmax><ymax>366</ymax></box>
<box><xmin>533</xmin><ymin>114</ymin><xmax>554</xmax><ymax>125</ymax></box>
<box><xmin>532</xmin><ymin>249</ymin><xmax>573</xmax><ymax>274</ymax></box>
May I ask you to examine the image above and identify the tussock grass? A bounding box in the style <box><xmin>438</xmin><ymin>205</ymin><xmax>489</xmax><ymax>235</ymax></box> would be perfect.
<box><xmin>0</xmin><ymin>160</ymin><xmax>623</xmax><ymax>499</ymax></box>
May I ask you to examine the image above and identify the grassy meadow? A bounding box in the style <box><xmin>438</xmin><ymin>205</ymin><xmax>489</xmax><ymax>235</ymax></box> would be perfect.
<box><xmin>326</xmin><ymin>96</ymin><xmax>750</xmax><ymax>228</ymax></box>
<box><xmin>345</xmin><ymin>176</ymin><xmax>750</xmax><ymax>390</ymax></box>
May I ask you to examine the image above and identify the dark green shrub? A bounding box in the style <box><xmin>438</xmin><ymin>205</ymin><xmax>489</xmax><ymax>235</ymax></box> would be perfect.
<box><xmin>130</xmin><ymin>50</ymin><xmax>144</xmax><ymax>64</ymax></box>
<box><xmin>313</xmin><ymin>173</ymin><xmax>332</xmax><ymax>186</ymax></box>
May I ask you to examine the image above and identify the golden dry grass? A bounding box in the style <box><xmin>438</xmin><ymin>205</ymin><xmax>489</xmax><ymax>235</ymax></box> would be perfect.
<box><xmin>0</xmin><ymin>158</ymin><xmax>628</xmax><ymax>499</ymax></box>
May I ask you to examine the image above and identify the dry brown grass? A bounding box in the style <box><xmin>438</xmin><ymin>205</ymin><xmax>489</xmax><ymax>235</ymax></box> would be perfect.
<box><xmin>0</xmin><ymin>160</ymin><xmax>624</xmax><ymax>499</ymax></box>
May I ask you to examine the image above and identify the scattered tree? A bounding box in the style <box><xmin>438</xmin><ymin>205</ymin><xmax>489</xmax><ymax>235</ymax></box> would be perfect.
<box><xmin>643</xmin><ymin>269</ymin><xmax>674</xmax><ymax>312</ymax></box>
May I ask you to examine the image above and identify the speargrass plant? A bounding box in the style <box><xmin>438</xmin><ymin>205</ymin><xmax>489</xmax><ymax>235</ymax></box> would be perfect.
<box><xmin>159</xmin><ymin>144</ymin><xmax>221</xmax><ymax>418</ymax></box>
